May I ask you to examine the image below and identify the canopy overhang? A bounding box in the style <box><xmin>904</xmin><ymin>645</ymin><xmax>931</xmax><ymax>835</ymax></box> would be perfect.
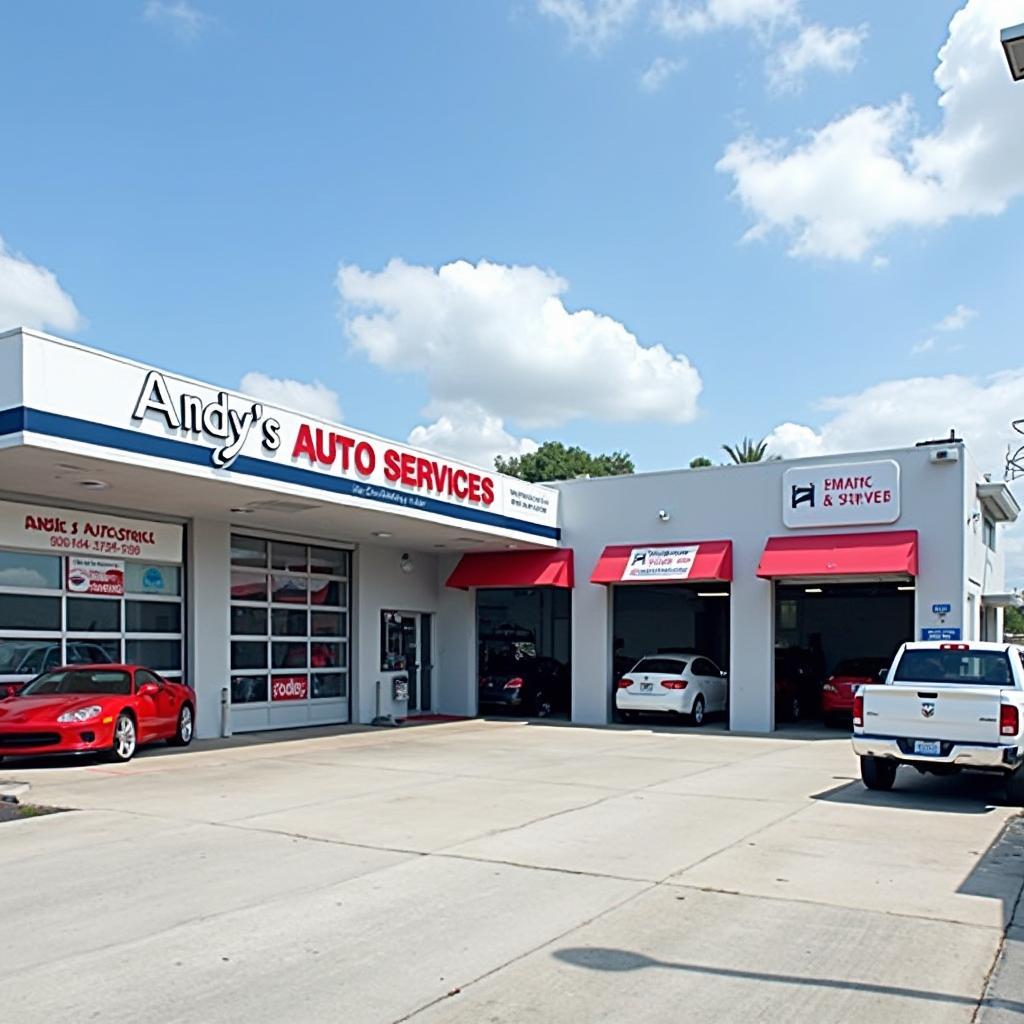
<box><xmin>590</xmin><ymin>540</ymin><xmax>732</xmax><ymax>585</ymax></box>
<box><xmin>445</xmin><ymin>548</ymin><xmax>574</xmax><ymax>590</ymax></box>
<box><xmin>757</xmin><ymin>530</ymin><xmax>918</xmax><ymax>579</ymax></box>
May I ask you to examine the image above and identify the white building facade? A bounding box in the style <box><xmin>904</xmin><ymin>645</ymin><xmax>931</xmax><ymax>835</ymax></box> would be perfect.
<box><xmin>0</xmin><ymin>327</ymin><xmax>1018</xmax><ymax>738</ymax></box>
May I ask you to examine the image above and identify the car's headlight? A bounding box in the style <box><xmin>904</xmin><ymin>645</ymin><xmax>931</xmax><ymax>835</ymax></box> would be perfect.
<box><xmin>58</xmin><ymin>705</ymin><xmax>102</xmax><ymax>723</ymax></box>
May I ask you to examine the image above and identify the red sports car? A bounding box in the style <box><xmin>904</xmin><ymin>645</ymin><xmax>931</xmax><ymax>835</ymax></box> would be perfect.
<box><xmin>821</xmin><ymin>657</ymin><xmax>889</xmax><ymax>726</ymax></box>
<box><xmin>0</xmin><ymin>665</ymin><xmax>195</xmax><ymax>763</ymax></box>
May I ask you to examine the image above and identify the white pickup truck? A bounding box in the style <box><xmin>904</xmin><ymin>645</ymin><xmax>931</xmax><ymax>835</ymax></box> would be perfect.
<box><xmin>852</xmin><ymin>640</ymin><xmax>1024</xmax><ymax>803</ymax></box>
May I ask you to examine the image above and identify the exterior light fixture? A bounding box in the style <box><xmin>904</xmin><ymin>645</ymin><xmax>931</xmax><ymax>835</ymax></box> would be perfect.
<box><xmin>897</xmin><ymin>585</ymin><xmax>916</xmax><ymax>592</ymax></box>
<box><xmin>79</xmin><ymin>480</ymin><xmax>110</xmax><ymax>490</ymax></box>
<box><xmin>804</xmin><ymin>587</ymin><xmax>823</xmax><ymax>594</ymax></box>
<box><xmin>657</xmin><ymin>510</ymin><xmax>671</xmax><ymax>522</ymax></box>
<box><xmin>696</xmin><ymin>591</ymin><xmax>729</xmax><ymax>598</ymax></box>
<box><xmin>372</xmin><ymin>531</ymin><xmax>393</xmax><ymax>539</ymax></box>
<box><xmin>229</xmin><ymin>507</ymin><xmax>254</xmax><ymax>514</ymax></box>
<box><xmin>1002</xmin><ymin>23</ymin><xmax>1024</xmax><ymax>80</ymax></box>
<box><xmin>399</xmin><ymin>553</ymin><xmax>415</xmax><ymax>574</ymax></box>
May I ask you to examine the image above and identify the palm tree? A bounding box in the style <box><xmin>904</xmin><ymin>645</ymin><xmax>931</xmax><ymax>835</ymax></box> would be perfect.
<box><xmin>722</xmin><ymin>436</ymin><xmax>774</xmax><ymax>464</ymax></box>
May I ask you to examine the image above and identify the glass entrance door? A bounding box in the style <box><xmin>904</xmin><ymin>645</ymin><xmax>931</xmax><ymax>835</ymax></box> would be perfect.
<box><xmin>381</xmin><ymin>611</ymin><xmax>430</xmax><ymax>713</ymax></box>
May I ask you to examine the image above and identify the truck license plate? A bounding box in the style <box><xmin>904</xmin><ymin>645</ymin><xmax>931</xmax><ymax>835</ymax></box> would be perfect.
<box><xmin>914</xmin><ymin>740</ymin><xmax>941</xmax><ymax>756</ymax></box>
<box><xmin>640</xmin><ymin>682</ymin><xmax>653</xmax><ymax>692</ymax></box>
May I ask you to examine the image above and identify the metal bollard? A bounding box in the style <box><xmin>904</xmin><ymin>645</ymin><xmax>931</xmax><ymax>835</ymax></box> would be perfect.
<box><xmin>220</xmin><ymin>686</ymin><xmax>232</xmax><ymax>738</ymax></box>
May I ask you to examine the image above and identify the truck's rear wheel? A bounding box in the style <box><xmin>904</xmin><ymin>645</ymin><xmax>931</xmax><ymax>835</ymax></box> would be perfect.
<box><xmin>861</xmin><ymin>755</ymin><xmax>897</xmax><ymax>791</ymax></box>
<box><xmin>1005</xmin><ymin>768</ymin><xmax>1024</xmax><ymax>807</ymax></box>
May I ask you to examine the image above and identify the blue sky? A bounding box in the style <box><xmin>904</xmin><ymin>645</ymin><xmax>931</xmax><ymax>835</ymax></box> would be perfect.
<box><xmin>2</xmin><ymin>1</ymin><xmax>1023</xmax><ymax>561</ymax></box>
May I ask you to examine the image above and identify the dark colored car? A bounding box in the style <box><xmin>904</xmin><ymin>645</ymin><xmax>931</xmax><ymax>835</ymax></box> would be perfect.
<box><xmin>0</xmin><ymin>642</ymin><xmax>116</xmax><ymax>699</ymax></box>
<box><xmin>774</xmin><ymin>646</ymin><xmax>823</xmax><ymax>722</ymax></box>
<box><xmin>479</xmin><ymin>655</ymin><xmax>570</xmax><ymax>718</ymax></box>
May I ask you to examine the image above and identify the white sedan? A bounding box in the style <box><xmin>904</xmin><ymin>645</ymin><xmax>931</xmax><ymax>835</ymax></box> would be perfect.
<box><xmin>615</xmin><ymin>654</ymin><xmax>728</xmax><ymax>726</ymax></box>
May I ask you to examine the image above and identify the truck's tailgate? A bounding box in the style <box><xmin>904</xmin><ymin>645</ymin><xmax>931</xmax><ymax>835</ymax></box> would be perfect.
<box><xmin>862</xmin><ymin>684</ymin><xmax>1005</xmax><ymax>744</ymax></box>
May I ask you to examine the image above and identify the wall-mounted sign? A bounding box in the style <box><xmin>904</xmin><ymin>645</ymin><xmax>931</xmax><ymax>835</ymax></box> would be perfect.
<box><xmin>932</xmin><ymin>603</ymin><xmax>952</xmax><ymax>615</ymax></box>
<box><xmin>783</xmin><ymin>460</ymin><xmax>900</xmax><ymax>529</ymax></box>
<box><xmin>66</xmin><ymin>557</ymin><xmax>125</xmax><ymax>596</ymax></box>
<box><xmin>921</xmin><ymin>627</ymin><xmax>962</xmax><ymax>641</ymax></box>
<box><xmin>0</xmin><ymin>500</ymin><xmax>183</xmax><ymax>562</ymax></box>
<box><xmin>271</xmin><ymin>675</ymin><xmax>309</xmax><ymax>701</ymax></box>
<box><xmin>14</xmin><ymin>336</ymin><xmax>559</xmax><ymax>538</ymax></box>
<box><xmin>620</xmin><ymin>545</ymin><xmax>699</xmax><ymax>581</ymax></box>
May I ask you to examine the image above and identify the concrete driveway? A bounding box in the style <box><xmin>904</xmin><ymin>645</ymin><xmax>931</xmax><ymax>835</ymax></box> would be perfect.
<box><xmin>1</xmin><ymin>719</ymin><xmax>1022</xmax><ymax>1023</ymax></box>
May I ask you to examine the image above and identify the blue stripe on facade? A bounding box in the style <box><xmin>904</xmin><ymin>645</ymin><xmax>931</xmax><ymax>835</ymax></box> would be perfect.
<box><xmin>0</xmin><ymin>407</ymin><xmax>560</xmax><ymax>540</ymax></box>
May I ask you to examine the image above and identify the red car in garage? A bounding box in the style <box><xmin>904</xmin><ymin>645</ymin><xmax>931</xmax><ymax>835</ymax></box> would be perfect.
<box><xmin>0</xmin><ymin>665</ymin><xmax>194</xmax><ymax>763</ymax></box>
<box><xmin>821</xmin><ymin>657</ymin><xmax>889</xmax><ymax>726</ymax></box>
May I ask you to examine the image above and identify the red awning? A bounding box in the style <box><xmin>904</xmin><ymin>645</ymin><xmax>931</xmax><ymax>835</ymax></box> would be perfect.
<box><xmin>756</xmin><ymin>530</ymin><xmax>918</xmax><ymax>579</ymax></box>
<box><xmin>446</xmin><ymin>549</ymin><xmax>574</xmax><ymax>590</ymax></box>
<box><xmin>590</xmin><ymin>540</ymin><xmax>732</xmax><ymax>584</ymax></box>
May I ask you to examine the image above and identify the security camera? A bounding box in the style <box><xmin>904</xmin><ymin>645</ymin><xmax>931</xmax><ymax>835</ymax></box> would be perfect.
<box><xmin>657</xmin><ymin>510</ymin><xmax>671</xmax><ymax>522</ymax></box>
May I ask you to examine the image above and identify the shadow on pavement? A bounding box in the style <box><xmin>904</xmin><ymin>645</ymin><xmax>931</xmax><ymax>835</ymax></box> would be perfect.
<box><xmin>812</xmin><ymin>768</ymin><xmax>1011</xmax><ymax>815</ymax></box>
<box><xmin>552</xmin><ymin>946</ymin><xmax>1024</xmax><ymax>1013</ymax></box>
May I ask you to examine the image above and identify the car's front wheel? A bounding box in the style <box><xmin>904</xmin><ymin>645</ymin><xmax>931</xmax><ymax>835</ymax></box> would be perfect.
<box><xmin>689</xmin><ymin>695</ymin><xmax>706</xmax><ymax>727</ymax></box>
<box><xmin>861</xmin><ymin>755</ymin><xmax>897</xmax><ymax>791</ymax></box>
<box><xmin>169</xmin><ymin>704</ymin><xmax>194</xmax><ymax>747</ymax></box>
<box><xmin>110</xmin><ymin>713</ymin><xmax>137</xmax><ymax>763</ymax></box>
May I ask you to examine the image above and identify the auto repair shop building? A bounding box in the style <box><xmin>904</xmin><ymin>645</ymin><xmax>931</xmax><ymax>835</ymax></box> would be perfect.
<box><xmin>0</xmin><ymin>327</ymin><xmax>1018</xmax><ymax>737</ymax></box>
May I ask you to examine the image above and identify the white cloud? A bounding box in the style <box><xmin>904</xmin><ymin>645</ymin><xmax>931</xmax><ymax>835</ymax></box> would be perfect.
<box><xmin>239</xmin><ymin>372</ymin><xmax>343</xmax><ymax>422</ymax></box>
<box><xmin>536</xmin><ymin>0</ymin><xmax>641</xmax><ymax>51</ymax></box>
<box><xmin>143</xmin><ymin>1</ymin><xmax>209</xmax><ymax>41</ymax></box>
<box><xmin>767</xmin><ymin>22</ymin><xmax>866</xmax><ymax>93</ymax></box>
<box><xmin>407</xmin><ymin>401</ymin><xmax>539</xmax><ymax>468</ymax></box>
<box><xmin>640</xmin><ymin>55</ymin><xmax>685</xmax><ymax>91</ymax></box>
<box><xmin>718</xmin><ymin>0</ymin><xmax>1024</xmax><ymax>260</ymax></box>
<box><xmin>911</xmin><ymin>337</ymin><xmax>936</xmax><ymax>356</ymax></box>
<box><xmin>654</xmin><ymin>0</ymin><xmax>797</xmax><ymax>37</ymax></box>
<box><xmin>337</xmin><ymin>257</ymin><xmax>701</xmax><ymax>466</ymax></box>
<box><xmin>766</xmin><ymin>368</ymin><xmax>1024</xmax><ymax>582</ymax></box>
<box><xmin>935</xmin><ymin>303</ymin><xmax>977</xmax><ymax>332</ymax></box>
<box><xmin>0</xmin><ymin>237</ymin><xmax>82</xmax><ymax>333</ymax></box>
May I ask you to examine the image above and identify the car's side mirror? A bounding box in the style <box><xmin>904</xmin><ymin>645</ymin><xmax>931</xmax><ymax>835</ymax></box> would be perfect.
<box><xmin>137</xmin><ymin>682</ymin><xmax>160</xmax><ymax>697</ymax></box>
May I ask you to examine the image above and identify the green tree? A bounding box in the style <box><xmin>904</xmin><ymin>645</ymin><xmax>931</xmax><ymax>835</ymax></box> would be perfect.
<box><xmin>1005</xmin><ymin>605</ymin><xmax>1024</xmax><ymax>635</ymax></box>
<box><xmin>495</xmin><ymin>442</ymin><xmax>634</xmax><ymax>483</ymax></box>
<box><xmin>722</xmin><ymin>436</ymin><xmax>778</xmax><ymax>464</ymax></box>
<box><xmin>689</xmin><ymin>456</ymin><xmax>713</xmax><ymax>468</ymax></box>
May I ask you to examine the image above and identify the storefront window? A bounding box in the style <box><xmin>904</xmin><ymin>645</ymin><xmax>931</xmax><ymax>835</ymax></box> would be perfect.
<box><xmin>67</xmin><ymin>598</ymin><xmax>122</xmax><ymax>633</ymax></box>
<box><xmin>0</xmin><ymin>551</ymin><xmax>61</xmax><ymax>590</ymax></box>
<box><xmin>231</xmin><ymin>675</ymin><xmax>268</xmax><ymax>704</ymax></box>
<box><xmin>126</xmin><ymin>639</ymin><xmax>182</xmax><ymax>671</ymax></box>
<box><xmin>0</xmin><ymin>594</ymin><xmax>62</xmax><ymax>631</ymax></box>
<box><xmin>231</xmin><ymin>536</ymin><xmax>267</xmax><ymax>568</ymax></box>
<box><xmin>68</xmin><ymin>639</ymin><xmax>122</xmax><ymax>664</ymax></box>
<box><xmin>125</xmin><ymin>601</ymin><xmax>182</xmax><ymax>633</ymax></box>
<box><xmin>229</xmin><ymin>536</ymin><xmax>350</xmax><ymax>708</ymax></box>
<box><xmin>0</xmin><ymin>638</ymin><xmax>62</xmax><ymax>675</ymax></box>
<box><xmin>125</xmin><ymin>563</ymin><xmax>181</xmax><ymax>596</ymax></box>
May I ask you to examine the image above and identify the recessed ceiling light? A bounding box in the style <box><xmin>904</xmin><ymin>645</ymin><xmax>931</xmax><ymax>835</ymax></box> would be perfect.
<box><xmin>79</xmin><ymin>480</ymin><xmax>109</xmax><ymax>490</ymax></box>
<box><xmin>505</xmin><ymin>544</ymin><xmax>518</xmax><ymax>549</ymax></box>
<box><xmin>804</xmin><ymin>587</ymin><xmax>823</xmax><ymax>594</ymax></box>
<box><xmin>372</xmin><ymin>531</ymin><xmax>393</xmax><ymax>539</ymax></box>
<box><xmin>433</xmin><ymin>544</ymin><xmax>447</xmax><ymax>549</ymax></box>
<box><xmin>56</xmin><ymin>463</ymin><xmax>84</xmax><ymax>472</ymax></box>
<box><xmin>230</xmin><ymin>507</ymin><xmax>254</xmax><ymax>514</ymax></box>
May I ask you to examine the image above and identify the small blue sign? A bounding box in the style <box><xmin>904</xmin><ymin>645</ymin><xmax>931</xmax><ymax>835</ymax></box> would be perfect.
<box><xmin>921</xmin><ymin>627</ymin><xmax>961</xmax><ymax>641</ymax></box>
<box><xmin>931</xmin><ymin>603</ymin><xmax>952</xmax><ymax>615</ymax></box>
<box><xmin>142</xmin><ymin>567</ymin><xmax>165</xmax><ymax>593</ymax></box>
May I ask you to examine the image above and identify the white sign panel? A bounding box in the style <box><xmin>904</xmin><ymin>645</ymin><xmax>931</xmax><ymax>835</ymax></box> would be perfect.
<box><xmin>0</xmin><ymin>500</ymin><xmax>183</xmax><ymax>562</ymax></box>
<box><xmin>783</xmin><ymin>460</ymin><xmax>900</xmax><ymax>529</ymax></box>
<box><xmin>67</xmin><ymin>557</ymin><xmax>125</xmax><ymax>596</ymax></box>
<box><xmin>621</xmin><ymin>545</ymin><xmax>699</xmax><ymax>581</ymax></box>
<box><xmin>18</xmin><ymin>336</ymin><xmax>558</xmax><ymax>539</ymax></box>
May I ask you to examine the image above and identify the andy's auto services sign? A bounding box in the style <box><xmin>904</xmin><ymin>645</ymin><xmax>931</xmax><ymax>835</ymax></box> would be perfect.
<box><xmin>14</xmin><ymin>336</ymin><xmax>557</xmax><ymax>538</ymax></box>
<box><xmin>783</xmin><ymin>460</ymin><xmax>900</xmax><ymax>529</ymax></box>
